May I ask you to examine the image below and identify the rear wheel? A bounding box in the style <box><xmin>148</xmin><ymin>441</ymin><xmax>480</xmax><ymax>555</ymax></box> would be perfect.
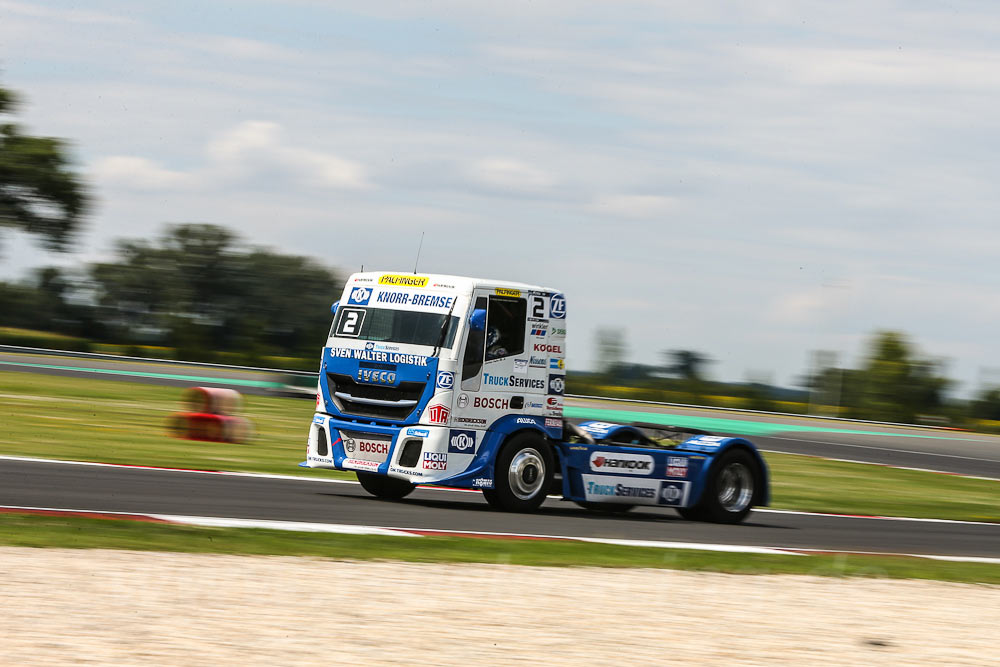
<box><xmin>482</xmin><ymin>432</ymin><xmax>553</xmax><ymax>512</ymax></box>
<box><xmin>677</xmin><ymin>449</ymin><xmax>759</xmax><ymax>524</ymax></box>
<box><xmin>356</xmin><ymin>472</ymin><xmax>415</xmax><ymax>500</ymax></box>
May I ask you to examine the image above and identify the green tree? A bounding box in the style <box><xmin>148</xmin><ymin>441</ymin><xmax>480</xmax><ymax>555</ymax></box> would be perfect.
<box><xmin>664</xmin><ymin>349</ymin><xmax>711</xmax><ymax>382</ymax></box>
<box><xmin>0</xmin><ymin>85</ymin><xmax>89</xmax><ymax>251</ymax></box>
<box><xmin>855</xmin><ymin>331</ymin><xmax>950</xmax><ymax>423</ymax></box>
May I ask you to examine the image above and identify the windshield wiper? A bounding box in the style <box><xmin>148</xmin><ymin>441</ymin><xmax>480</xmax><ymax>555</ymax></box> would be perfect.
<box><xmin>431</xmin><ymin>299</ymin><xmax>458</xmax><ymax>358</ymax></box>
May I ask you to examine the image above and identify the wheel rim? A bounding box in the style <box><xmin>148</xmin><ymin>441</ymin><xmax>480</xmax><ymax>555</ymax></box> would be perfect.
<box><xmin>508</xmin><ymin>448</ymin><xmax>545</xmax><ymax>500</ymax></box>
<box><xmin>717</xmin><ymin>462</ymin><xmax>754</xmax><ymax>513</ymax></box>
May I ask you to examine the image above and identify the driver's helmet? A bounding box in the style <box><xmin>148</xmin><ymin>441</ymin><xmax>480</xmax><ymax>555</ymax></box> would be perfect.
<box><xmin>486</xmin><ymin>326</ymin><xmax>502</xmax><ymax>348</ymax></box>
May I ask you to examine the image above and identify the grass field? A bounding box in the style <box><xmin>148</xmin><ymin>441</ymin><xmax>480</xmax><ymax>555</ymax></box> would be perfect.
<box><xmin>1</xmin><ymin>512</ymin><xmax>997</xmax><ymax>584</ymax></box>
<box><xmin>1</xmin><ymin>369</ymin><xmax>998</xmax><ymax>521</ymax></box>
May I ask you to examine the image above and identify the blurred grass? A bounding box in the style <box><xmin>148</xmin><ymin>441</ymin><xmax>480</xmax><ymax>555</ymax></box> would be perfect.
<box><xmin>0</xmin><ymin>369</ymin><xmax>346</xmax><ymax>479</ymax></box>
<box><xmin>0</xmin><ymin>369</ymin><xmax>997</xmax><ymax>520</ymax></box>
<box><xmin>1</xmin><ymin>513</ymin><xmax>997</xmax><ymax>584</ymax></box>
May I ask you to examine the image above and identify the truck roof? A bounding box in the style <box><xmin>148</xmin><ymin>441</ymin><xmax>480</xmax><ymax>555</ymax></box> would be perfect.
<box><xmin>346</xmin><ymin>271</ymin><xmax>559</xmax><ymax>295</ymax></box>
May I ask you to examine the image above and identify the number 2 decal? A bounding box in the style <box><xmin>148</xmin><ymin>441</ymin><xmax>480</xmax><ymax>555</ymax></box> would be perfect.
<box><xmin>531</xmin><ymin>296</ymin><xmax>545</xmax><ymax>319</ymax></box>
<box><xmin>336</xmin><ymin>307</ymin><xmax>366</xmax><ymax>337</ymax></box>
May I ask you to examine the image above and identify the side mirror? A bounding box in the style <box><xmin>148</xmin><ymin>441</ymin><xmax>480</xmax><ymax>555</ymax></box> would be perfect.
<box><xmin>469</xmin><ymin>308</ymin><xmax>486</xmax><ymax>332</ymax></box>
<box><xmin>330</xmin><ymin>301</ymin><xmax>340</xmax><ymax>315</ymax></box>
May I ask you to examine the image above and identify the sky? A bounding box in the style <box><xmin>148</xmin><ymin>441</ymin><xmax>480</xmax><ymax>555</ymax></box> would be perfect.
<box><xmin>2</xmin><ymin>1</ymin><xmax>999</xmax><ymax>394</ymax></box>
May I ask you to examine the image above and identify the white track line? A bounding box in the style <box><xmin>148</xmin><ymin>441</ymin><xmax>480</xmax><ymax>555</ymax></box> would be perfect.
<box><xmin>2</xmin><ymin>455</ymin><xmax>997</xmax><ymax>526</ymax></box>
<box><xmin>5</xmin><ymin>504</ymin><xmax>1000</xmax><ymax>564</ymax></box>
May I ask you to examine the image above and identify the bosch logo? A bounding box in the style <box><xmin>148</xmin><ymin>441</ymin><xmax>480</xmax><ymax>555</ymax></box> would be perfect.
<box><xmin>359</xmin><ymin>441</ymin><xmax>389</xmax><ymax>454</ymax></box>
<box><xmin>345</xmin><ymin>438</ymin><xmax>356</xmax><ymax>453</ymax></box>
<box><xmin>473</xmin><ymin>397</ymin><xmax>509</xmax><ymax>410</ymax></box>
<box><xmin>457</xmin><ymin>393</ymin><xmax>470</xmax><ymax>408</ymax></box>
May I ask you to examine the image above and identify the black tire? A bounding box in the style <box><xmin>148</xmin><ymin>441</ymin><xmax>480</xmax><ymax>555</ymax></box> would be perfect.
<box><xmin>356</xmin><ymin>472</ymin><xmax>415</xmax><ymax>500</ymax></box>
<box><xmin>483</xmin><ymin>432</ymin><xmax>553</xmax><ymax>512</ymax></box>
<box><xmin>573</xmin><ymin>501</ymin><xmax>635</xmax><ymax>514</ymax></box>
<box><xmin>676</xmin><ymin>449</ymin><xmax>759</xmax><ymax>524</ymax></box>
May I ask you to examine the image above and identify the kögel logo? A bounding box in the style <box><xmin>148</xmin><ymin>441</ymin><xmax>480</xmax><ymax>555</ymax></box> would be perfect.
<box><xmin>427</xmin><ymin>404</ymin><xmax>450</xmax><ymax>425</ymax></box>
<box><xmin>533</xmin><ymin>343</ymin><xmax>563</xmax><ymax>353</ymax></box>
<box><xmin>589</xmin><ymin>451</ymin><xmax>654</xmax><ymax>475</ymax></box>
<box><xmin>448</xmin><ymin>430</ymin><xmax>476</xmax><ymax>453</ymax></box>
<box><xmin>379</xmin><ymin>274</ymin><xmax>429</xmax><ymax>287</ymax></box>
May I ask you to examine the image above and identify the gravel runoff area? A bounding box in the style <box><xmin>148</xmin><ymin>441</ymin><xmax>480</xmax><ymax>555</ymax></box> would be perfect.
<box><xmin>2</xmin><ymin>547</ymin><xmax>998</xmax><ymax>665</ymax></box>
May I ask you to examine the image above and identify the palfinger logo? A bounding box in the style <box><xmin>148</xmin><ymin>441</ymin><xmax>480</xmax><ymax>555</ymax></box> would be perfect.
<box><xmin>379</xmin><ymin>274</ymin><xmax>429</xmax><ymax>287</ymax></box>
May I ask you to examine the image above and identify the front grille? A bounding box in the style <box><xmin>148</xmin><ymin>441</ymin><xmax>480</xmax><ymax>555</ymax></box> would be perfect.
<box><xmin>327</xmin><ymin>373</ymin><xmax>426</xmax><ymax>421</ymax></box>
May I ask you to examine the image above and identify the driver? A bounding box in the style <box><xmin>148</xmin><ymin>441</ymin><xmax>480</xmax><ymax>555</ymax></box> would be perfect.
<box><xmin>485</xmin><ymin>325</ymin><xmax>508</xmax><ymax>360</ymax></box>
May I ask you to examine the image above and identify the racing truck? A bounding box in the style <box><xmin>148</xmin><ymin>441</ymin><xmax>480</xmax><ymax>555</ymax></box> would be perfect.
<box><xmin>301</xmin><ymin>272</ymin><xmax>769</xmax><ymax>523</ymax></box>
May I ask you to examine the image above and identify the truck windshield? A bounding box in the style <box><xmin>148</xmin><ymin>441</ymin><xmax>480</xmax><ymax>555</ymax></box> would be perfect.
<box><xmin>331</xmin><ymin>307</ymin><xmax>460</xmax><ymax>349</ymax></box>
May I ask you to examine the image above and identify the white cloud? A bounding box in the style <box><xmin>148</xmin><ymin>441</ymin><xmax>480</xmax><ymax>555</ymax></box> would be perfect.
<box><xmin>589</xmin><ymin>195</ymin><xmax>678</xmax><ymax>219</ymax></box>
<box><xmin>91</xmin><ymin>157</ymin><xmax>191</xmax><ymax>190</ymax></box>
<box><xmin>466</xmin><ymin>158</ymin><xmax>555</xmax><ymax>193</ymax></box>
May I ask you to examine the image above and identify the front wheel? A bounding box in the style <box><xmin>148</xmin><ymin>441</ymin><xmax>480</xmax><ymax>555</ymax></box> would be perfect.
<box><xmin>482</xmin><ymin>433</ymin><xmax>553</xmax><ymax>512</ymax></box>
<box><xmin>678</xmin><ymin>449</ymin><xmax>759</xmax><ymax>524</ymax></box>
<box><xmin>356</xmin><ymin>472</ymin><xmax>415</xmax><ymax>500</ymax></box>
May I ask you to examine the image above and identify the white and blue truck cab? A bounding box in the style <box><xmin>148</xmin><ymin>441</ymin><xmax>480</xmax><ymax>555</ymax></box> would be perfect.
<box><xmin>303</xmin><ymin>271</ymin><xmax>768</xmax><ymax>523</ymax></box>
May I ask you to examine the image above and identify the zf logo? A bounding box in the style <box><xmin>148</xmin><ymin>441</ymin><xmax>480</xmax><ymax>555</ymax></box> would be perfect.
<box><xmin>435</xmin><ymin>371</ymin><xmax>455</xmax><ymax>390</ymax></box>
<box><xmin>348</xmin><ymin>287</ymin><xmax>372</xmax><ymax>305</ymax></box>
<box><xmin>550</xmin><ymin>294</ymin><xmax>566</xmax><ymax>319</ymax></box>
<box><xmin>448</xmin><ymin>430</ymin><xmax>476</xmax><ymax>453</ymax></box>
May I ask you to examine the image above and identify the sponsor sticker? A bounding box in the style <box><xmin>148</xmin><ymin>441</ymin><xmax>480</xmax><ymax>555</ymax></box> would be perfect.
<box><xmin>658</xmin><ymin>481</ymin><xmax>690</xmax><ymax>506</ymax></box>
<box><xmin>546</xmin><ymin>396</ymin><xmax>562</xmax><ymax>408</ymax></box>
<box><xmin>589</xmin><ymin>451</ymin><xmax>654</xmax><ymax>475</ymax></box>
<box><xmin>379</xmin><ymin>274</ymin><xmax>428</xmax><ymax>287</ymax></box>
<box><xmin>455</xmin><ymin>416</ymin><xmax>487</xmax><ymax>426</ymax></box>
<box><xmin>330</xmin><ymin>347</ymin><xmax>429</xmax><ymax>367</ymax></box>
<box><xmin>530</xmin><ymin>325</ymin><xmax>547</xmax><ymax>337</ymax></box>
<box><xmin>342</xmin><ymin>458</ymin><xmax>381</xmax><ymax>472</ymax></box>
<box><xmin>516</xmin><ymin>417</ymin><xmax>538</xmax><ymax>425</ymax></box>
<box><xmin>549</xmin><ymin>358</ymin><xmax>564</xmax><ymax>370</ymax></box>
<box><xmin>545</xmin><ymin>417</ymin><xmax>562</xmax><ymax>428</ymax></box>
<box><xmin>580</xmin><ymin>474</ymin><xmax>660</xmax><ymax>504</ymax></box>
<box><xmin>513</xmin><ymin>358</ymin><xmax>529</xmax><ymax>373</ymax></box>
<box><xmin>533</xmin><ymin>343</ymin><xmax>563</xmax><ymax>353</ymax></box>
<box><xmin>683</xmin><ymin>435</ymin><xmax>727</xmax><ymax>451</ymax></box>
<box><xmin>427</xmin><ymin>404</ymin><xmax>450</xmax><ymax>425</ymax></box>
<box><xmin>457</xmin><ymin>393</ymin><xmax>470</xmax><ymax>408</ymax></box>
<box><xmin>473</xmin><ymin>396</ymin><xmax>509</xmax><ymax>410</ymax></box>
<box><xmin>550</xmin><ymin>294</ymin><xmax>566</xmax><ymax>319</ymax></box>
<box><xmin>436</xmin><ymin>371</ymin><xmax>455</xmax><ymax>390</ymax></box>
<box><xmin>406</xmin><ymin>428</ymin><xmax>430</xmax><ymax>437</ymax></box>
<box><xmin>548</xmin><ymin>375</ymin><xmax>565</xmax><ymax>395</ymax></box>
<box><xmin>529</xmin><ymin>355</ymin><xmax>546</xmax><ymax>368</ymax></box>
<box><xmin>494</xmin><ymin>287</ymin><xmax>521</xmax><ymax>298</ymax></box>
<box><xmin>472</xmin><ymin>477</ymin><xmax>493</xmax><ymax>488</ymax></box>
<box><xmin>550</xmin><ymin>326</ymin><xmax>566</xmax><ymax>337</ymax></box>
<box><xmin>448</xmin><ymin>429</ymin><xmax>477</xmax><ymax>453</ymax></box>
<box><xmin>374</xmin><ymin>291</ymin><xmax>455</xmax><ymax>309</ymax></box>
<box><xmin>423</xmin><ymin>451</ymin><xmax>447</xmax><ymax>470</ymax></box>
<box><xmin>483</xmin><ymin>373</ymin><xmax>545</xmax><ymax>390</ymax></box>
<box><xmin>347</xmin><ymin>287</ymin><xmax>372</xmax><ymax>305</ymax></box>
<box><xmin>667</xmin><ymin>456</ymin><xmax>689</xmax><ymax>478</ymax></box>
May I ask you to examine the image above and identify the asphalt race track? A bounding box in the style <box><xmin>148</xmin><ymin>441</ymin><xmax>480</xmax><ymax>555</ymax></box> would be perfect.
<box><xmin>2</xmin><ymin>458</ymin><xmax>998</xmax><ymax>559</ymax></box>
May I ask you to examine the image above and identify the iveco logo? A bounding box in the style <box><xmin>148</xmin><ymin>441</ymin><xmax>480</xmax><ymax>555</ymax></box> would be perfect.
<box><xmin>358</xmin><ymin>369</ymin><xmax>396</xmax><ymax>384</ymax></box>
